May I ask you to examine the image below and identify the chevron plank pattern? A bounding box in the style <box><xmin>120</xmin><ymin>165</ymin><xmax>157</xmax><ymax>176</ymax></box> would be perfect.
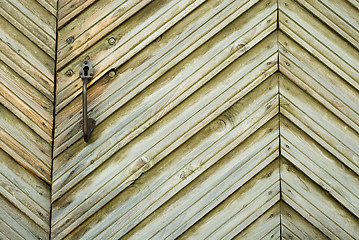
<box><xmin>278</xmin><ymin>0</ymin><xmax>359</xmax><ymax>238</ymax></box>
<box><xmin>52</xmin><ymin>0</ymin><xmax>280</xmax><ymax>238</ymax></box>
<box><xmin>0</xmin><ymin>0</ymin><xmax>56</xmax><ymax>238</ymax></box>
<box><xmin>0</xmin><ymin>0</ymin><xmax>358</xmax><ymax>239</ymax></box>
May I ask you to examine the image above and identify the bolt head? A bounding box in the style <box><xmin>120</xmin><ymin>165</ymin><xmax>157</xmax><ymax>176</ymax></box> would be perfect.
<box><xmin>66</xmin><ymin>36</ymin><xmax>74</xmax><ymax>44</ymax></box>
<box><xmin>108</xmin><ymin>70</ymin><xmax>116</xmax><ymax>78</ymax></box>
<box><xmin>66</xmin><ymin>69</ymin><xmax>74</xmax><ymax>76</ymax></box>
<box><xmin>108</xmin><ymin>37</ymin><xmax>116</xmax><ymax>45</ymax></box>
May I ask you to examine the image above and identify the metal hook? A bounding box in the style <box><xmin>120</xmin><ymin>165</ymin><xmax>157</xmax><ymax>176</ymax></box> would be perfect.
<box><xmin>79</xmin><ymin>57</ymin><xmax>96</xmax><ymax>142</ymax></box>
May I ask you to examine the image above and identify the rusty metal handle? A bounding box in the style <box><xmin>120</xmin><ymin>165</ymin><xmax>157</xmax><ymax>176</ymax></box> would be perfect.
<box><xmin>79</xmin><ymin>57</ymin><xmax>96</xmax><ymax>142</ymax></box>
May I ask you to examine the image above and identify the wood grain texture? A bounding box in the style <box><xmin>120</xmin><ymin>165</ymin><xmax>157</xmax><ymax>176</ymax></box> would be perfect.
<box><xmin>1</xmin><ymin>0</ymin><xmax>358</xmax><ymax>238</ymax></box>
<box><xmin>0</xmin><ymin>0</ymin><xmax>56</xmax><ymax>238</ymax></box>
<box><xmin>51</xmin><ymin>0</ymin><xmax>359</xmax><ymax>238</ymax></box>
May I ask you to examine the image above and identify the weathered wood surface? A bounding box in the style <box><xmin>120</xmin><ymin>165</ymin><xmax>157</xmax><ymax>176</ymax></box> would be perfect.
<box><xmin>0</xmin><ymin>0</ymin><xmax>358</xmax><ymax>239</ymax></box>
<box><xmin>0</xmin><ymin>0</ymin><xmax>56</xmax><ymax>238</ymax></box>
<box><xmin>51</xmin><ymin>0</ymin><xmax>358</xmax><ymax>238</ymax></box>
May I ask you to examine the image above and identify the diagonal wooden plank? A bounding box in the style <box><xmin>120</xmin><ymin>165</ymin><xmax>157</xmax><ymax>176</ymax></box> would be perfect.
<box><xmin>69</xmin><ymin>75</ymin><xmax>279</xmax><ymax>240</ymax></box>
<box><xmin>0</xmin><ymin>15</ymin><xmax>54</xmax><ymax>100</ymax></box>
<box><xmin>57</xmin><ymin>0</ymin><xmax>152</xmax><ymax>62</ymax></box>
<box><xmin>52</xmin><ymin>6</ymin><xmax>278</xmax><ymax>201</ymax></box>
<box><xmin>280</xmin><ymin>114</ymin><xmax>359</xmax><ymax>218</ymax></box>
<box><xmin>55</xmin><ymin>0</ymin><xmax>205</xmax><ymax>113</ymax></box>
<box><xmin>0</xmin><ymin>0</ymin><xmax>56</xmax><ymax>237</ymax></box>
<box><xmin>0</xmin><ymin>104</ymin><xmax>52</xmax><ymax>183</ymax></box>
<box><xmin>295</xmin><ymin>0</ymin><xmax>359</xmax><ymax>50</ymax></box>
<box><xmin>51</xmin><ymin>31</ymin><xmax>279</xmax><ymax>239</ymax></box>
<box><xmin>58</xmin><ymin>0</ymin><xmax>97</xmax><ymax>28</ymax></box>
<box><xmin>53</xmin><ymin>0</ymin><xmax>276</xmax><ymax>157</ymax></box>
<box><xmin>177</xmin><ymin>160</ymin><xmax>280</xmax><ymax>240</ymax></box>
<box><xmin>279</xmin><ymin>0</ymin><xmax>359</xmax><ymax>91</ymax></box>
<box><xmin>278</xmin><ymin>32</ymin><xmax>359</xmax><ymax>133</ymax></box>
<box><xmin>233</xmin><ymin>203</ymin><xmax>281</xmax><ymax>240</ymax></box>
<box><xmin>0</xmin><ymin>0</ymin><xmax>56</xmax><ymax>58</ymax></box>
<box><xmin>279</xmin><ymin>74</ymin><xmax>359</xmax><ymax>175</ymax></box>
<box><xmin>281</xmin><ymin>202</ymin><xmax>329</xmax><ymax>239</ymax></box>
<box><xmin>0</xmin><ymin>195</ymin><xmax>48</xmax><ymax>240</ymax></box>
<box><xmin>281</xmin><ymin>159</ymin><xmax>359</xmax><ymax>239</ymax></box>
<box><xmin>0</xmin><ymin>60</ymin><xmax>53</xmax><ymax>143</ymax></box>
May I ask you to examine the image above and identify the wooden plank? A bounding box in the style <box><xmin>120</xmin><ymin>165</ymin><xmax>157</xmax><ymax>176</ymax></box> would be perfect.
<box><xmin>0</xmin><ymin>149</ymin><xmax>50</xmax><ymax>232</ymax></box>
<box><xmin>278</xmin><ymin>32</ymin><xmax>359</xmax><ymax>133</ymax></box>
<box><xmin>88</xmin><ymin>81</ymin><xmax>279</xmax><ymax>240</ymax></box>
<box><xmin>0</xmin><ymin>195</ymin><xmax>48</xmax><ymax>239</ymax></box>
<box><xmin>279</xmin><ymin>75</ymin><xmax>359</xmax><ymax>175</ymax></box>
<box><xmin>55</xmin><ymin>0</ymin><xmax>206</xmax><ymax>112</ymax></box>
<box><xmin>0</xmin><ymin>0</ymin><xmax>56</xmax><ymax>58</ymax></box>
<box><xmin>281</xmin><ymin>202</ymin><xmax>329</xmax><ymax>240</ymax></box>
<box><xmin>295</xmin><ymin>0</ymin><xmax>359</xmax><ymax>50</ymax></box>
<box><xmin>280</xmin><ymin>116</ymin><xmax>359</xmax><ymax>218</ymax></box>
<box><xmin>58</xmin><ymin>0</ymin><xmax>97</xmax><ymax>28</ymax></box>
<box><xmin>177</xmin><ymin>160</ymin><xmax>280</xmax><ymax>240</ymax></box>
<box><xmin>0</xmin><ymin>105</ymin><xmax>51</xmax><ymax>183</ymax></box>
<box><xmin>54</xmin><ymin>0</ymin><xmax>276</xmax><ymax>157</ymax></box>
<box><xmin>0</xmin><ymin>60</ymin><xmax>53</xmax><ymax>143</ymax></box>
<box><xmin>232</xmin><ymin>203</ymin><xmax>281</xmax><ymax>240</ymax></box>
<box><xmin>281</xmin><ymin>159</ymin><xmax>359</xmax><ymax>239</ymax></box>
<box><xmin>0</xmin><ymin>15</ymin><xmax>54</xmax><ymax>99</ymax></box>
<box><xmin>279</xmin><ymin>0</ymin><xmax>359</xmax><ymax>91</ymax></box>
<box><xmin>51</xmin><ymin>37</ymin><xmax>279</xmax><ymax>238</ymax></box>
<box><xmin>54</xmin><ymin>33</ymin><xmax>276</xmax><ymax>202</ymax></box>
<box><xmin>58</xmin><ymin>0</ymin><xmax>152</xmax><ymax>60</ymax></box>
<box><xmin>52</xmin><ymin>18</ymin><xmax>278</xmax><ymax>202</ymax></box>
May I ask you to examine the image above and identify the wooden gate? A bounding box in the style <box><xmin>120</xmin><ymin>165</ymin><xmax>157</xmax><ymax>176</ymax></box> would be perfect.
<box><xmin>0</xmin><ymin>0</ymin><xmax>358</xmax><ymax>239</ymax></box>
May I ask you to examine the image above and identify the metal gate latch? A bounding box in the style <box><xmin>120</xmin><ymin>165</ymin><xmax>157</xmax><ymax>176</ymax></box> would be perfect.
<box><xmin>79</xmin><ymin>56</ymin><xmax>96</xmax><ymax>142</ymax></box>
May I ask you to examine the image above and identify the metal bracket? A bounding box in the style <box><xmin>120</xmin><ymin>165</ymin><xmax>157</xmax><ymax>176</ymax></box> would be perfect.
<box><xmin>79</xmin><ymin>57</ymin><xmax>96</xmax><ymax>142</ymax></box>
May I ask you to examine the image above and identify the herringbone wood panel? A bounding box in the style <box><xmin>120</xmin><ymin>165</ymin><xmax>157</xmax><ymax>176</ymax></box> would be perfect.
<box><xmin>0</xmin><ymin>0</ymin><xmax>57</xmax><ymax>238</ymax></box>
<box><xmin>0</xmin><ymin>0</ymin><xmax>358</xmax><ymax>239</ymax></box>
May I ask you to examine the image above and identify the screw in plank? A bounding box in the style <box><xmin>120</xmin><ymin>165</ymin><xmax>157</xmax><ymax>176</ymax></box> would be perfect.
<box><xmin>66</xmin><ymin>36</ymin><xmax>75</xmax><ymax>44</ymax></box>
<box><xmin>108</xmin><ymin>70</ymin><xmax>116</xmax><ymax>78</ymax></box>
<box><xmin>108</xmin><ymin>37</ymin><xmax>116</xmax><ymax>45</ymax></box>
<box><xmin>66</xmin><ymin>69</ymin><xmax>74</xmax><ymax>76</ymax></box>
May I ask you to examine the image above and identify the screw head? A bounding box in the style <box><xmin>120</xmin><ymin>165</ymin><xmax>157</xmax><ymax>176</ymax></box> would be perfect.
<box><xmin>66</xmin><ymin>36</ymin><xmax>74</xmax><ymax>44</ymax></box>
<box><xmin>66</xmin><ymin>69</ymin><xmax>74</xmax><ymax>76</ymax></box>
<box><xmin>108</xmin><ymin>70</ymin><xmax>116</xmax><ymax>78</ymax></box>
<box><xmin>108</xmin><ymin>37</ymin><xmax>116</xmax><ymax>45</ymax></box>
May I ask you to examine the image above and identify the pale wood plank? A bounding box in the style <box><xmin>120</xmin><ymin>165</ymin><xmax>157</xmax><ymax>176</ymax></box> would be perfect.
<box><xmin>54</xmin><ymin>17</ymin><xmax>276</xmax><ymax>199</ymax></box>
<box><xmin>0</xmin><ymin>62</ymin><xmax>53</xmax><ymax>142</ymax></box>
<box><xmin>54</xmin><ymin>0</ymin><xmax>276</xmax><ymax>156</ymax></box>
<box><xmin>296</xmin><ymin>0</ymin><xmax>359</xmax><ymax>49</ymax></box>
<box><xmin>35</xmin><ymin>0</ymin><xmax>57</xmax><ymax>16</ymax></box>
<box><xmin>52</xmin><ymin>33</ymin><xmax>278</xmax><ymax>202</ymax></box>
<box><xmin>0</xmin><ymin>16</ymin><xmax>54</xmax><ymax>99</ymax></box>
<box><xmin>178</xmin><ymin>161</ymin><xmax>280</xmax><ymax>240</ymax></box>
<box><xmin>55</xmin><ymin>0</ymin><xmax>205</xmax><ymax>112</ymax></box>
<box><xmin>280</xmin><ymin>116</ymin><xmax>359</xmax><ymax>217</ymax></box>
<box><xmin>0</xmin><ymin>149</ymin><xmax>50</xmax><ymax>232</ymax></box>
<box><xmin>279</xmin><ymin>0</ymin><xmax>359</xmax><ymax>91</ymax></box>
<box><xmin>97</xmin><ymin>83</ymin><xmax>279</xmax><ymax>240</ymax></box>
<box><xmin>232</xmin><ymin>203</ymin><xmax>280</xmax><ymax>240</ymax></box>
<box><xmin>0</xmin><ymin>2</ymin><xmax>55</xmax><ymax>58</ymax></box>
<box><xmin>58</xmin><ymin>0</ymin><xmax>96</xmax><ymax>28</ymax></box>
<box><xmin>51</xmin><ymin>38</ymin><xmax>278</xmax><ymax>238</ymax></box>
<box><xmin>281</xmin><ymin>159</ymin><xmax>359</xmax><ymax>239</ymax></box>
<box><xmin>279</xmin><ymin>75</ymin><xmax>359</xmax><ymax>175</ymax></box>
<box><xmin>278</xmin><ymin>33</ymin><xmax>359</xmax><ymax>133</ymax></box>
<box><xmin>58</xmin><ymin>0</ymin><xmax>151</xmax><ymax>60</ymax></box>
<box><xmin>281</xmin><ymin>202</ymin><xmax>329</xmax><ymax>240</ymax></box>
<box><xmin>0</xmin><ymin>195</ymin><xmax>48</xmax><ymax>239</ymax></box>
<box><xmin>0</xmin><ymin>105</ymin><xmax>51</xmax><ymax>183</ymax></box>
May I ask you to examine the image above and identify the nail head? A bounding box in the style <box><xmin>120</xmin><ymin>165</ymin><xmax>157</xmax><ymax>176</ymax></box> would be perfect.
<box><xmin>108</xmin><ymin>37</ymin><xmax>116</xmax><ymax>45</ymax></box>
<box><xmin>66</xmin><ymin>36</ymin><xmax>74</xmax><ymax>44</ymax></box>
